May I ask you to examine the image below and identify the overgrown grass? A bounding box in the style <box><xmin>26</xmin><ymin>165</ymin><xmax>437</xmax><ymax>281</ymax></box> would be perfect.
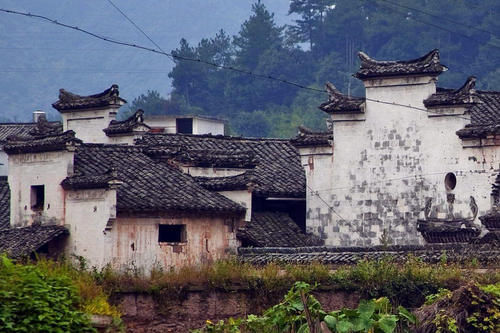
<box><xmin>90</xmin><ymin>256</ymin><xmax>499</xmax><ymax>308</ymax></box>
<box><xmin>5</xmin><ymin>255</ymin><xmax>498</xmax><ymax>313</ymax></box>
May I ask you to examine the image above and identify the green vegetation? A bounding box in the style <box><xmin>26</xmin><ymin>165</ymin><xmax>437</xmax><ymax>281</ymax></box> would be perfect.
<box><xmin>1</xmin><ymin>255</ymin><xmax>498</xmax><ymax>332</ymax></box>
<box><xmin>416</xmin><ymin>282</ymin><xmax>500</xmax><ymax>332</ymax></box>
<box><xmin>94</xmin><ymin>257</ymin><xmax>498</xmax><ymax>308</ymax></box>
<box><xmin>127</xmin><ymin>0</ymin><xmax>500</xmax><ymax>137</ymax></box>
<box><xmin>0</xmin><ymin>255</ymin><xmax>121</xmax><ymax>332</ymax></box>
<box><xmin>193</xmin><ymin>281</ymin><xmax>416</xmax><ymax>332</ymax></box>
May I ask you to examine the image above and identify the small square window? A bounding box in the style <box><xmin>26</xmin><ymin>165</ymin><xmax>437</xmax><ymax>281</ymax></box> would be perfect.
<box><xmin>158</xmin><ymin>224</ymin><xmax>186</xmax><ymax>243</ymax></box>
<box><xmin>31</xmin><ymin>185</ymin><xmax>45</xmax><ymax>211</ymax></box>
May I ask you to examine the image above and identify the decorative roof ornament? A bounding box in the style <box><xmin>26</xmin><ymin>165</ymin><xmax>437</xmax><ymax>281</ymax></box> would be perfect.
<box><xmin>318</xmin><ymin>82</ymin><xmax>365</xmax><ymax>114</ymax></box>
<box><xmin>4</xmin><ymin>130</ymin><xmax>82</xmax><ymax>155</ymax></box>
<box><xmin>424</xmin><ymin>76</ymin><xmax>477</xmax><ymax>108</ymax></box>
<box><xmin>28</xmin><ymin>114</ymin><xmax>63</xmax><ymax>137</ymax></box>
<box><xmin>355</xmin><ymin>49</ymin><xmax>448</xmax><ymax>80</ymax></box>
<box><xmin>291</xmin><ymin>126</ymin><xmax>332</xmax><ymax>147</ymax></box>
<box><xmin>52</xmin><ymin>84</ymin><xmax>127</xmax><ymax>112</ymax></box>
<box><xmin>103</xmin><ymin>109</ymin><xmax>150</xmax><ymax>136</ymax></box>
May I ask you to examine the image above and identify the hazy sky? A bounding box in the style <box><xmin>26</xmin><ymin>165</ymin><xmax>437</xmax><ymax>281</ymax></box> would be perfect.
<box><xmin>0</xmin><ymin>1</ymin><xmax>294</xmax><ymax>121</ymax></box>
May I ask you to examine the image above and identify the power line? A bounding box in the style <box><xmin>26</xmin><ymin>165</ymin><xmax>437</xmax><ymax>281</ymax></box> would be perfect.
<box><xmin>0</xmin><ymin>8</ymin><xmax>479</xmax><ymax>122</ymax></box>
<box><xmin>0</xmin><ymin>8</ymin><xmax>323</xmax><ymax>93</ymax></box>
<box><xmin>377</xmin><ymin>0</ymin><xmax>500</xmax><ymax>39</ymax></box>
<box><xmin>105</xmin><ymin>0</ymin><xmax>170</xmax><ymax>58</ymax></box>
<box><xmin>306</xmin><ymin>183</ymin><xmax>349</xmax><ymax>224</ymax></box>
<box><xmin>313</xmin><ymin>170</ymin><xmax>470</xmax><ymax>193</ymax></box>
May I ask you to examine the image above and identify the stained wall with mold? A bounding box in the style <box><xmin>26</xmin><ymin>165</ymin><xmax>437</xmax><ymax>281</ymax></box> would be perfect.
<box><xmin>307</xmin><ymin>75</ymin><xmax>499</xmax><ymax>246</ymax></box>
<box><xmin>109</xmin><ymin>215</ymin><xmax>241</xmax><ymax>272</ymax></box>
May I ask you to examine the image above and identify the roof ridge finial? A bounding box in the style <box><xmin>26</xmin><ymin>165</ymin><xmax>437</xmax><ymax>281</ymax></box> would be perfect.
<box><xmin>325</xmin><ymin>82</ymin><xmax>342</xmax><ymax>100</ymax></box>
<box><xmin>458</xmin><ymin>76</ymin><xmax>476</xmax><ymax>94</ymax></box>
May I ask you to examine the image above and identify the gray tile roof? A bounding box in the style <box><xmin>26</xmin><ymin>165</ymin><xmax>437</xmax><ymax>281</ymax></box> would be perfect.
<box><xmin>146</xmin><ymin>147</ymin><xmax>258</xmax><ymax>168</ymax></box>
<box><xmin>417</xmin><ymin>219</ymin><xmax>480</xmax><ymax>243</ymax></box>
<box><xmin>471</xmin><ymin>91</ymin><xmax>500</xmax><ymax>125</ymax></box>
<box><xmin>0</xmin><ymin>177</ymin><xmax>9</xmax><ymax>230</ymax></box>
<box><xmin>455</xmin><ymin>90</ymin><xmax>500</xmax><ymax>139</ymax></box>
<box><xmin>71</xmin><ymin>144</ymin><xmax>245</xmax><ymax>214</ymax></box>
<box><xmin>4</xmin><ymin>130</ymin><xmax>82</xmax><ymax>155</ymax></box>
<box><xmin>103</xmin><ymin>109</ymin><xmax>150</xmax><ymax>136</ymax></box>
<box><xmin>61</xmin><ymin>170</ymin><xmax>118</xmax><ymax>191</ymax></box>
<box><xmin>424</xmin><ymin>77</ymin><xmax>476</xmax><ymax>108</ymax></box>
<box><xmin>237</xmin><ymin>211</ymin><xmax>323</xmax><ymax>247</ymax></box>
<box><xmin>238</xmin><ymin>244</ymin><xmax>500</xmax><ymax>265</ymax></box>
<box><xmin>291</xmin><ymin>126</ymin><xmax>332</xmax><ymax>147</ymax></box>
<box><xmin>0</xmin><ymin>119</ymin><xmax>62</xmax><ymax>144</ymax></box>
<box><xmin>0</xmin><ymin>225</ymin><xmax>68</xmax><ymax>258</ymax></box>
<box><xmin>194</xmin><ymin>172</ymin><xmax>255</xmax><ymax>191</ymax></box>
<box><xmin>354</xmin><ymin>49</ymin><xmax>447</xmax><ymax>80</ymax></box>
<box><xmin>319</xmin><ymin>83</ymin><xmax>365</xmax><ymax>114</ymax></box>
<box><xmin>0</xmin><ymin>123</ymin><xmax>37</xmax><ymax>144</ymax></box>
<box><xmin>52</xmin><ymin>84</ymin><xmax>126</xmax><ymax>112</ymax></box>
<box><xmin>137</xmin><ymin>133</ymin><xmax>306</xmax><ymax>198</ymax></box>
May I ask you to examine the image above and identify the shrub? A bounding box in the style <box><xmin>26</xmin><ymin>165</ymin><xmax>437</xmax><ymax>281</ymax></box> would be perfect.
<box><xmin>193</xmin><ymin>281</ymin><xmax>417</xmax><ymax>333</ymax></box>
<box><xmin>0</xmin><ymin>255</ymin><xmax>96</xmax><ymax>332</ymax></box>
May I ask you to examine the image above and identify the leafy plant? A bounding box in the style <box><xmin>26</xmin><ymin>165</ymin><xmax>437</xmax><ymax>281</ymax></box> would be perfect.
<box><xmin>193</xmin><ymin>281</ymin><xmax>416</xmax><ymax>332</ymax></box>
<box><xmin>0</xmin><ymin>255</ymin><xmax>96</xmax><ymax>332</ymax></box>
<box><xmin>424</xmin><ymin>288</ymin><xmax>452</xmax><ymax>305</ymax></box>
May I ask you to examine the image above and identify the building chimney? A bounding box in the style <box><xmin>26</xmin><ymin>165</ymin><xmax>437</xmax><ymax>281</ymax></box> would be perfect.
<box><xmin>33</xmin><ymin>110</ymin><xmax>46</xmax><ymax>123</ymax></box>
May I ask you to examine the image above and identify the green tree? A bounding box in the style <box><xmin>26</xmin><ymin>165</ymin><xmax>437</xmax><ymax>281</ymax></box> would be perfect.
<box><xmin>233</xmin><ymin>2</ymin><xmax>283</xmax><ymax>71</ymax></box>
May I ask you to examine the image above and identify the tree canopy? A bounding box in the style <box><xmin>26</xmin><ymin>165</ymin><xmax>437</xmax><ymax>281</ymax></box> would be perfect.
<box><xmin>129</xmin><ymin>0</ymin><xmax>500</xmax><ymax>138</ymax></box>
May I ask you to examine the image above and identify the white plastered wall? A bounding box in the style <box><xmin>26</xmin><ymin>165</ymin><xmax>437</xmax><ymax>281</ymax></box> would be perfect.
<box><xmin>64</xmin><ymin>188</ymin><xmax>117</xmax><ymax>268</ymax></box>
<box><xmin>308</xmin><ymin>75</ymin><xmax>499</xmax><ymax>246</ymax></box>
<box><xmin>0</xmin><ymin>149</ymin><xmax>7</xmax><ymax>176</ymax></box>
<box><xmin>8</xmin><ymin>150</ymin><xmax>74</xmax><ymax>227</ymax></box>
<box><xmin>61</xmin><ymin>107</ymin><xmax>119</xmax><ymax>143</ymax></box>
<box><xmin>193</xmin><ymin>118</ymin><xmax>224</xmax><ymax>135</ymax></box>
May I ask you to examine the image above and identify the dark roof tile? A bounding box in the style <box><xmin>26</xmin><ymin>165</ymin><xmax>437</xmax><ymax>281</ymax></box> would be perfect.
<box><xmin>238</xmin><ymin>244</ymin><xmax>500</xmax><ymax>265</ymax></box>
<box><xmin>291</xmin><ymin>126</ymin><xmax>332</xmax><ymax>147</ymax></box>
<box><xmin>61</xmin><ymin>170</ymin><xmax>118</xmax><ymax>191</ymax></box>
<box><xmin>52</xmin><ymin>84</ymin><xmax>126</xmax><ymax>112</ymax></box>
<box><xmin>355</xmin><ymin>49</ymin><xmax>447</xmax><ymax>80</ymax></box>
<box><xmin>424</xmin><ymin>77</ymin><xmax>477</xmax><ymax>108</ymax></box>
<box><xmin>4</xmin><ymin>130</ymin><xmax>82</xmax><ymax>154</ymax></box>
<box><xmin>319</xmin><ymin>83</ymin><xmax>365</xmax><ymax>114</ymax></box>
<box><xmin>137</xmin><ymin>133</ymin><xmax>306</xmax><ymax>198</ymax></box>
<box><xmin>237</xmin><ymin>212</ymin><xmax>323</xmax><ymax>247</ymax></box>
<box><xmin>0</xmin><ymin>225</ymin><xmax>68</xmax><ymax>258</ymax></box>
<box><xmin>0</xmin><ymin>119</ymin><xmax>62</xmax><ymax>144</ymax></box>
<box><xmin>194</xmin><ymin>172</ymin><xmax>255</xmax><ymax>191</ymax></box>
<box><xmin>73</xmin><ymin>144</ymin><xmax>244</xmax><ymax>214</ymax></box>
<box><xmin>0</xmin><ymin>177</ymin><xmax>9</xmax><ymax>230</ymax></box>
<box><xmin>103</xmin><ymin>109</ymin><xmax>150</xmax><ymax>136</ymax></box>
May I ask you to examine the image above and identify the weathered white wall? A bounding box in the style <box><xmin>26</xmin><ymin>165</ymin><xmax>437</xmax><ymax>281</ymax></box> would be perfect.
<box><xmin>64</xmin><ymin>188</ymin><xmax>117</xmax><ymax>268</ymax></box>
<box><xmin>109</xmin><ymin>215</ymin><xmax>241</xmax><ymax>273</ymax></box>
<box><xmin>308</xmin><ymin>75</ymin><xmax>499</xmax><ymax>246</ymax></box>
<box><xmin>218</xmin><ymin>190</ymin><xmax>252</xmax><ymax>222</ymax></box>
<box><xmin>0</xmin><ymin>150</ymin><xmax>7</xmax><ymax>176</ymax></box>
<box><xmin>297</xmin><ymin>145</ymin><xmax>334</xmax><ymax>240</ymax></box>
<box><xmin>8</xmin><ymin>150</ymin><xmax>74</xmax><ymax>227</ymax></box>
<box><xmin>144</xmin><ymin>117</ymin><xmax>176</xmax><ymax>133</ymax></box>
<box><xmin>61</xmin><ymin>107</ymin><xmax>118</xmax><ymax>143</ymax></box>
<box><xmin>193</xmin><ymin>118</ymin><xmax>224</xmax><ymax>135</ymax></box>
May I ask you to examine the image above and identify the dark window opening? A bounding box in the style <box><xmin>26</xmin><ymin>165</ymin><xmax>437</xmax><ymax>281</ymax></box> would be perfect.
<box><xmin>445</xmin><ymin>173</ymin><xmax>457</xmax><ymax>191</ymax></box>
<box><xmin>252</xmin><ymin>197</ymin><xmax>306</xmax><ymax>232</ymax></box>
<box><xmin>158</xmin><ymin>224</ymin><xmax>186</xmax><ymax>243</ymax></box>
<box><xmin>31</xmin><ymin>185</ymin><xmax>45</xmax><ymax>211</ymax></box>
<box><xmin>176</xmin><ymin>118</ymin><xmax>193</xmax><ymax>134</ymax></box>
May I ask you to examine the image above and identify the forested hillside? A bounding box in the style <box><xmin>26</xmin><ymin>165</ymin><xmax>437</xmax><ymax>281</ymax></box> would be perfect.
<box><xmin>129</xmin><ymin>0</ymin><xmax>500</xmax><ymax>138</ymax></box>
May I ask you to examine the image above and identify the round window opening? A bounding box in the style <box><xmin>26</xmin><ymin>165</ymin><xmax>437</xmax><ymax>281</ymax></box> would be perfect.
<box><xmin>445</xmin><ymin>172</ymin><xmax>457</xmax><ymax>191</ymax></box>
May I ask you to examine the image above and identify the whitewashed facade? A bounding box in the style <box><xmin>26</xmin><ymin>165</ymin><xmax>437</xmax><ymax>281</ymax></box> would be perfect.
<box><xmin>303</xmin><ymin>50</ymin><xmax>500</xmax><ymax>246</ymax></box>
